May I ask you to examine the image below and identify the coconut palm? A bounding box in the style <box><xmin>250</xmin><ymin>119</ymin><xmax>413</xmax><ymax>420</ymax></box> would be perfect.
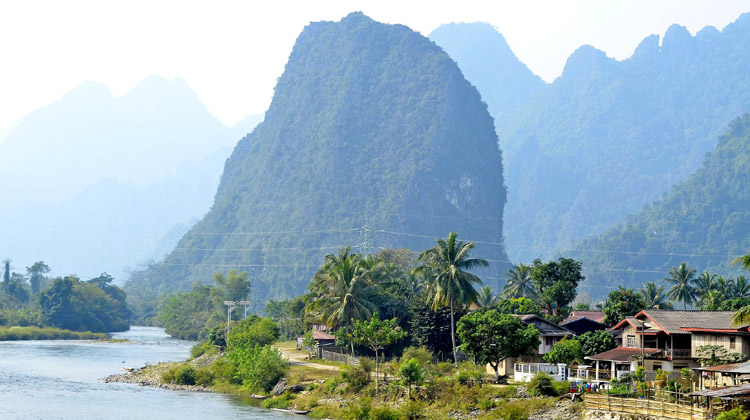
<box><xmin>502</xmin><ymin>263</ymin><xmax>537</xmax><ymax>300</ymax></box>
<box><xmin>733</xmin><ymin>254</ymin><xmax>750</xmax><ymax>271</ymax></box>
<box><xmin>414</xmin><ymin>232</ymin><xmax>488</xmax><ymax>365</ymax></box>
<box><xmin>639</xmin><ymin>282</ymin><xmax>673</xmax><ymax>310</ymax></box>
<box><xmin>694</xmin><ymin>271</ymin><xmax>716</xmax><ymax>303</ymax></box>
<box><xmin>664</xmin><ymin>263</ymin><xmax>698</xmax><ymax>310</ymax></box>
<box><xmin>735</xmin><ymin>276</ymin><xmax>750</xmax><ymax>299</ymax></box>
<box><xmin>307</xmin><ymin>247</ymin><xmax>380</xmax><ymax>329</ymax></box>
<box><xmin>477</xmin><ymin>285</ymin><xmax>496</xmax><ymax>307</ymax></box>
<box><xmin>701</xmin><ymin>290</ymin><xmax>724</xmax><ymax>310</ymax></box>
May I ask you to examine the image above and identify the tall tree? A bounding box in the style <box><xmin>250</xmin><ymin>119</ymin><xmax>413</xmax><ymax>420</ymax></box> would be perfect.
<box><xmin>530</xmin><ymin>258</ymin><xmax>584</xmax><ymax>319</ymax></box>
<box><xmin>415</xmin><ymin>232</ymin><xmax>488</xmax><ymax>365</ymax></box>
<box><xmin>306</xmin><ymin>248</ymin><xmax>381</xmax><ymax>355</ymax></box>
<box><xmin>477</xmin><ymin>285</ymin><xmax>496</xmax><ymax>307</ymax></box>
<box><xmin>639</xmin><ymin>282</ymin><xmax>673</xmax><ymax>310</ymax></box>
<box><xmin>502</xmin><ymin>263</ymin><xmax>536</xmax><ymax>299</ymax></box>
<box><xmin>603</xmin><ymin>286</ymin><xmax>645</xmax><ymax>325</ymax></box>
<box><xmin>346</xmin><ymin>313</ymin><xmax>406</xmax><ymax>392</ymax></box>
<box><xmin>457</xmin><ymin>309</ymin><xmax>540</xmax><ymax>382</ymax></box>
<box><xmin>664</xmin><ymin>263</ymin><xmax>697</xmax><ymax>310</ymax></box>
<box><xmin>26</xmin><ymin>261</ymin><xmax>50</xmax><ymax>294</ymax></box>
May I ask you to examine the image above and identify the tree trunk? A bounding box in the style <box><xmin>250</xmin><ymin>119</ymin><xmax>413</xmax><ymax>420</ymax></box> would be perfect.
<box><xmin>491</xmin><ymin>362</ymin><xmax>500</xmax><ymax>383</ymax></box>
<box><xmin>374</xmin><ymin>348</ymin><xmax>379</xmax><ymax>393</ymax></box>
<box><xmin>450</xmin><ymin>294</ymin><xmax>458</xmax><ymax>367</ymax></box>
<box><xmin>350</xmin><ymin>340</ymin><xmax>355</xmax><ymax>357</ymax></box>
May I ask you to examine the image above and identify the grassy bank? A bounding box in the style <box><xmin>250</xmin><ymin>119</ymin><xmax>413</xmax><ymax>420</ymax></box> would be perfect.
<box><xmin>0</xmin><ymin>326</ymin><xmax>110</xmax><ymax>340</ymax></box>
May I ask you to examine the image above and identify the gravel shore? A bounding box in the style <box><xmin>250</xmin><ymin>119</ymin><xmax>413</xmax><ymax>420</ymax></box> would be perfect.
<box><xmin>103</xmin><ymin>362</ymin><xmax>212</xmax><ymax>392</ymax></box>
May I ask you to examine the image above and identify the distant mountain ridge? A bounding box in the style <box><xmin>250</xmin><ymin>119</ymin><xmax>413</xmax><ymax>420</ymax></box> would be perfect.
<box><xmin>127</xmin><ymin>12</ymin><xmax>510</xmax><ymax>310</ymax></box>
<box><xmin>428</xmin><ymin>22</ymin><xmax>544</xmax><ymax>129</ymax></box>
<box><xmin>432</xmin><ymin>13</ymin><xmax>750</xmax><ymax>273</ymax></box>
<box><xmin>0</xmin><ymin>76</ymin><xmax>261</xmax><ymax>281</ymax></box>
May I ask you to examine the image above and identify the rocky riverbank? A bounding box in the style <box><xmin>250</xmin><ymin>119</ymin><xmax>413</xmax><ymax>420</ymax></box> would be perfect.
<box><xmin>103</xmin><ymin>362</ymin><xmax>212</xmax><ymax>392</ymax></box>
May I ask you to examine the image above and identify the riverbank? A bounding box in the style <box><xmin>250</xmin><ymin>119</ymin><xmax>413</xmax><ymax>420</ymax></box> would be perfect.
<box><xmin>0</xmin><ymin>325</ymin><xmax>109</xmax><ymax>340</ymax></box>
<box><xmin>104</xmin><ymin>361</ymin><xmax>213</xmax><ymax>392</ymax></box>
<box><xmin>104</xmin><ymin>349</ymin><xmax>584</xmax><ymax>420</ymax></box>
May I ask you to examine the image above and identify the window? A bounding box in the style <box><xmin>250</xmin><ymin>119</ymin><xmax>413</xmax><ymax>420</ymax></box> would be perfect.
<box><xmin>626</xmin><ymin>335</ymin><xmax>637</xmax><ymax>348</ymax></box>
<box><xmin>545</xmin><ymin>336</ymin><xmax>556</xmax><ymax>346</ymax></box>
<box><xmin>730</xmin><ymin>336</ymin><xmax>736</xmax><ymax>350</ymax></box>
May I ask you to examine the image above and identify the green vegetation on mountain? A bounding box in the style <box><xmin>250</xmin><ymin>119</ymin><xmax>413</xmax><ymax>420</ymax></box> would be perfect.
<box><xmin>571</xmin><ymin>115</ymin><xmax>750</xmax><ymax>294</ymax></box>
<box><xmin>433</xmin><ymin>15</ymin><xmax>750</xmax><ymax>269</ymax></box>
<box><xmin>126</xmin><ymin>12</ymin><xmax>509</xmax><ymax>315</ymax></box>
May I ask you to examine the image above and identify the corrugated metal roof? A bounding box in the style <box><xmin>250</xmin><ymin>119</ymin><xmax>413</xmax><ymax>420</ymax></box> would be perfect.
<box><xmin>640</xmin><ymin>310</ymin><xmax>742</xmax><ymax>334</ymax></box>
<box><xmin>312</xmin><ymin>330</ymin><xmax>335</xmax><ymax>340</ymax></box>
<box><xmin>694</xmin><ymin>361</ymin><xmax>750</xmax><ymax>374</ymax></box>
<box><xmin>586</xmin><ymin>347</ymin><xmax>661</xmax><ymax>362</ymax></box>
<box><xmin>689</xmin><ymin>384</ymin><xmax>750</xmax><ymax>399</ymax></box>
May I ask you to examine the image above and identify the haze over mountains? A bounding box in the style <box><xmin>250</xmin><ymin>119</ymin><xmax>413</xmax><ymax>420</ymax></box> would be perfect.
<box><xmin>571</xmin><ymin>116</ymin><xmax>750</xmax><ymax>294</ymax></box>
<box><xmin>430</xmin><ymin>15</ymin><xmax>750</xmax><ymax>292</ymax></box>
<box><xmin>0</xmin><ymin>76</ymin><xmax>261</xmax><ymax>280</ymax></box>
<box><xmin>126</xmin><ymin>12</ymin><xmax>510</xmax><ymax>310</ymax></box>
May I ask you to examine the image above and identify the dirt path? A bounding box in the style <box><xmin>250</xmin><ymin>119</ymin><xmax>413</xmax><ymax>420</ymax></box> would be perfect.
<box><xmin>276</xmin><ymin>348</ymin><xmax>340</xmax><ymax>371</ymax></box>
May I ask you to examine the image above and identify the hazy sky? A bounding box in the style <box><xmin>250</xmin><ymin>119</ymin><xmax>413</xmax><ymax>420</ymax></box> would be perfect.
<box><xmin>1</xmin><ymin>0</ymin><xmax>749</xmax><ymax>133</ymax></box>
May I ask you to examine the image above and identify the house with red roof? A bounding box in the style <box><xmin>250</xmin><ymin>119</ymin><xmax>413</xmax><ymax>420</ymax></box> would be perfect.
<box><xmin>578</xmin><ymin>310</ymin><xmax>750</xmax><ymax>382</ymax></box>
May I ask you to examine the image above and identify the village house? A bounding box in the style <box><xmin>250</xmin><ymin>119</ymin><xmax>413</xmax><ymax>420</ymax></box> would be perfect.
<box><xmin>579</xmin><ymin>310</ymin><xmax>750</xmax><ymax>382</ymax></box>
<box><xmin>498</xmin><ymin>314</ymin><xmax>574</xmax><ymax>381</ymax></box>
<box><xmin>560</xmin><ymin>310</ymin><xmax>607</xmax><ymax>335</ymax></box>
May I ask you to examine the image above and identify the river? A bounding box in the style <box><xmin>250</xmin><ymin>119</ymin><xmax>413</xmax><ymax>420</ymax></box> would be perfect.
<box><xmin>0</xmin><ymin>326</ymin><xmax>293</xmax><ymax>420</ymax></box>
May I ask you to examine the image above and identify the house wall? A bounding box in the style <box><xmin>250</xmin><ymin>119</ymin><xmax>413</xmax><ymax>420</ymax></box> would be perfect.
<box><xmin>621</xmin><ymin>324</ymin><xmax>640</xmax><ymax>348</ymax></box>
<box><xmin>539</xmin><ymin>336</ymin><xmax>564</xmax><ymax>354</ymax></box>
<box><xmin>690</xmin><ymin>333</ymin><xmax>749</xmax><ymax>357</ymax></box>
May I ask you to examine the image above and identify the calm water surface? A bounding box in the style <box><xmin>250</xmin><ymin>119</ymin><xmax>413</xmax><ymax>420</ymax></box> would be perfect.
<box><xmin>0</xmin><ymin>326</ymin><xmax>293</xmax><ymax>420</ymax></box>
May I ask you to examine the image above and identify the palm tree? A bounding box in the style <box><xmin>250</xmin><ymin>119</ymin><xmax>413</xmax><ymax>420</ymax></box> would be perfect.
<box><xmin>701</xmin><ymin>290</ymin><xmax>724</xmax><ymax>310</ymax></box>
<box><xmin>640</xmin><ymin>282</ymin><xmax>673</xmax><ymax>310</ymax></box>
<box><xmin>694</xmin><ymin>271</ymin><xmax>716</xmax><ymax>304</ymax></box>
<box><xmin>306</xmin><ymin>248</ymin><xmax>381</xmax><ymax>354</ymax></box>
<box><xmin>414</xmin><ymin>232</ymin><xmax>488</xmax><ymax>365</ymax></box>
<box><xmin>664</xmin><ymin>263</ymin><xmax>698</xmax><ymax>310</ymax></box>
<box><xmin>502</xmin><ymin>263</ymin><xmax>537</xmax><ymax>300</ymax></box>
<box><xmin>735</xmin><ymin>276</ymin><xmax>750</xmax><ymax>299</ymax></box>
<box><xmin>732</xmin><ymin>254</ymin><xmax>750</xmax><ymax>271</ymax></box>
<box><xmin>477</xmin><ymin>285</ymin><xmax>496</xmax><ymax>307</ymax></box>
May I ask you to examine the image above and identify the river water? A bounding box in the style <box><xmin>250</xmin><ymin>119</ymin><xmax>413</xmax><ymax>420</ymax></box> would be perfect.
<box><xmin>0</xmin><ymin>326</ymin><xmax>292</xmax><ymax>420</ymax></box>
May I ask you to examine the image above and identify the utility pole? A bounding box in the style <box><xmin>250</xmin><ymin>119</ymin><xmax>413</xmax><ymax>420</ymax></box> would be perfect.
<box><xmin>239</xmin><ymin>300</ymin><xmax>252</xmax><ymax>320</ymax></box>
<box><xmin>224</xmin><ymin>301</ymin><xmax>237</xmax><ymax>335</ymax></box>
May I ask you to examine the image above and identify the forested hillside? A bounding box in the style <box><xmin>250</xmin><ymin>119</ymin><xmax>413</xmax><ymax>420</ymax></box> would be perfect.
<box><xmin>433</xmin><ymin>15</ymin><xmax>750</xmax><ymax>264</ymax></box>
<box><xmin>126</xmin><ymin>12</ymin><xmax>510</xmax><ymax>314</ymax></box>
<box><xmin>571</xmin><ymin>116</ymin><xmax>750</xmax><ymax>295</ymax></box>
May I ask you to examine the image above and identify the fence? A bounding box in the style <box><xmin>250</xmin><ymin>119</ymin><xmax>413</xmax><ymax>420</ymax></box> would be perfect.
<box><xmin>514</xmin><ymin>362</ymin><xmax>567</xmax><ymax>382</ymax></box>
<box><xmin>583</xmin><ymin>393</ymin><xmax>712</xmax><ymax>420</ymax></box>
<box><xmin>318</xmin><ymin>347</ymin><xmax>360</xmax><ymax>366</ymax></box>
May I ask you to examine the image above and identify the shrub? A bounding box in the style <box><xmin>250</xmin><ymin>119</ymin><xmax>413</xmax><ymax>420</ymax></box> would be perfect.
<box><xmin>261</xmin><ymin>393</ymin><xmax>294</xmax><ymax>409</ymax></box>
<box><xmin>161</xmin><ymin>366</ymin><xmax>176</xmax><ymax>383</ymax></box>
<box><xmin>191</xmin><ymin>341</ymin><xmax>217</xmax><ymax>359</ymax></box>
<box><xmin>553</xmin><ymin>380</ymin><xmax>572</xmax><ymax>396</ymax></box>
<box><xmin>527</xmin><ymin>372</ymin><xmax>557</xmax><ymax>396</ymax></box>
<box><xmin>229</xmin><ymin>344</ymin><xmax>289</xmax><ymax>392</ymax></box>
<box><xmin>399</xmin><ymin>400</ymin><xmax>426</xmax><ymax>420</ymax></box>
<box><xmin>344</xmin><ymin>396</ymin><xmax>372</xmax><ymax>420</ymax></box>
<box><xmin>194</xmin><ymin>367</ymin><xmax>215</xmax><ymax>386</ymax></box>
<box><xmin>401</xmin><ymin>346</ymin><xmax>433</xmax><ymax>366</ymax></box>
<box><xmin>717</xmin><ymin>408</ymin><xmax>749</xmax><ymax>420</ymax></box>
<box><xmin>497</xmin><ymin>400</ymin><xmax>531</xmax><ymax>420</ymax></box>
<box><xmin>400</xmin><ymin>358</ymin><xmax>424</xmax><ymax>398</ymax></box>
<box><xmin>370</xmin><ymin>406</ymin><xmax>399</xmax><ymax>420</ymax></box>
<box><xmin>174</xmin><ymin>365</ymin><xmax>197</xmax><ymax>385</ymax></box>
<box><xmin>341</xmin><ymin>365</ymin><xmax>372</xmax><ymax>392</ymax></box>
<box><xmin>359</xmin><ymin>357</ymin><xmax>375</xmax><ymax>373</ymax></box>
<box><xmin>455</xmin><ymin>362</ymin><xmax>484</xmax><ymax>387</ymax></box>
